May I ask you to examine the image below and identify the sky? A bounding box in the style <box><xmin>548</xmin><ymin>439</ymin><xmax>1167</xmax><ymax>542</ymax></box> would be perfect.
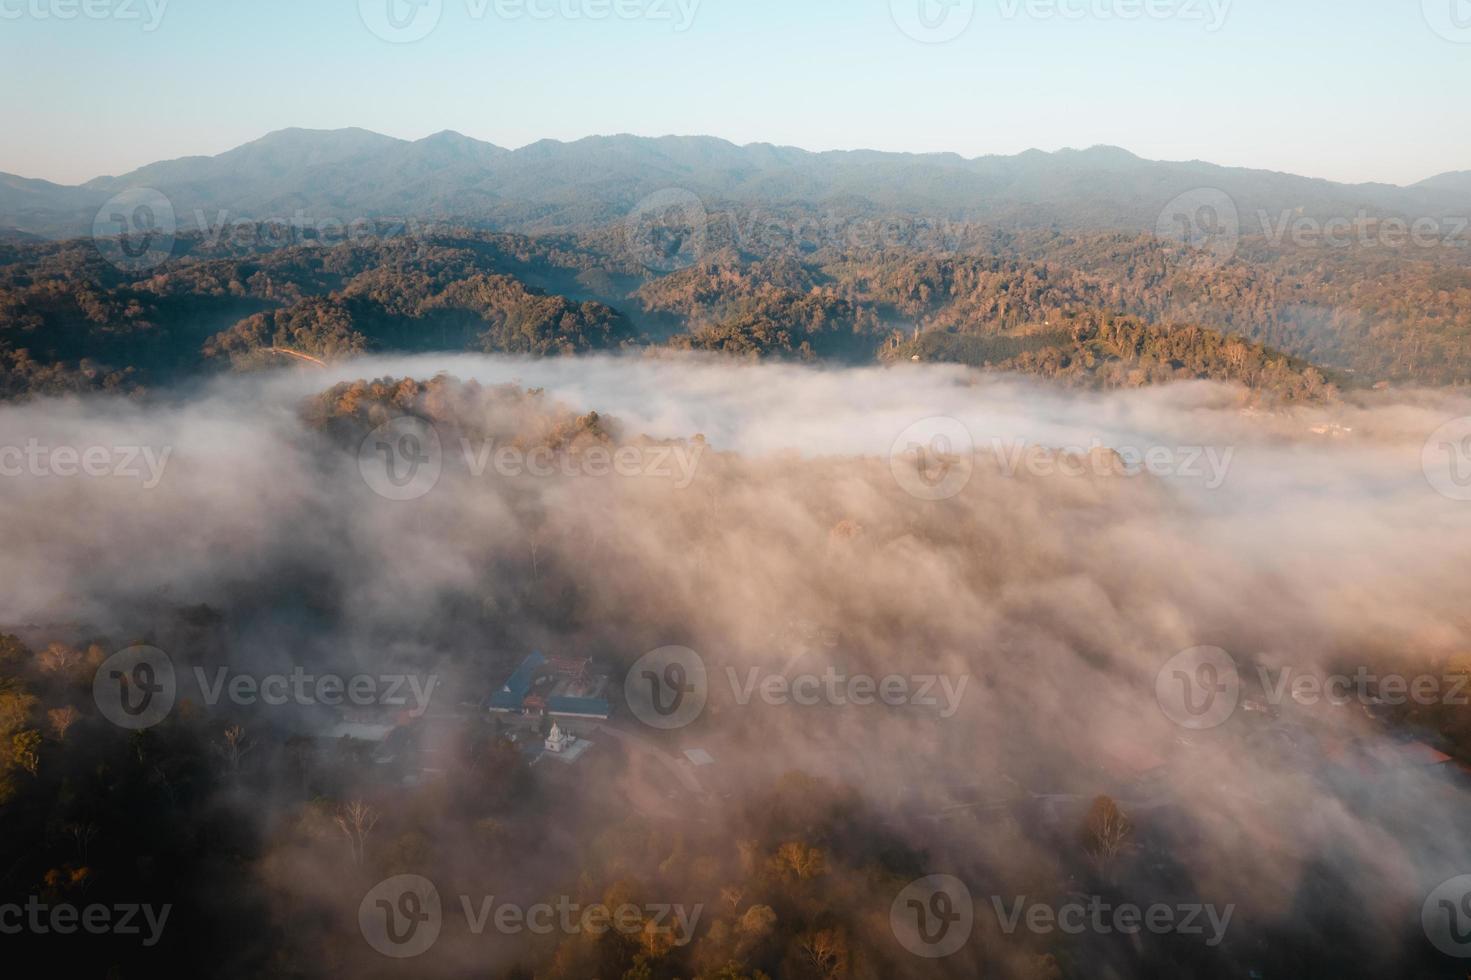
<box><xmin>1</xmin><ymin>0</ymin><xmax>1468</xmax><ymax>186</ymax></box>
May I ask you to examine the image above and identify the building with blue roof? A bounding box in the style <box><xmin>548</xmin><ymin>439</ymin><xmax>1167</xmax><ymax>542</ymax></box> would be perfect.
<box><xmin>485</xmin><ymin>652</ymin><xmax>612</xmax><ymax>720</ymax></box>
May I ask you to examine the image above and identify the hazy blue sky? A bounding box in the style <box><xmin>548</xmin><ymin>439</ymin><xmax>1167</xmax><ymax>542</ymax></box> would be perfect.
<box><xmin>2</xmin><ymin>0</ymin><xmax>1467</xmax><ymax>185</ymax></box>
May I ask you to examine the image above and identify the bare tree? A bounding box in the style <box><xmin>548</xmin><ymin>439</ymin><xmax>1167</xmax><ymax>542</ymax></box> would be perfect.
<box><xmin>720</xmin><ymin>885</ymin><xmax>745</xmax><ymax>913</ymax></box>
<box><xmin>527</xmin><ymin>524</ymin><xmax>554</xmax><ymax>586</ymax></box>
<box><xmin>1082</xmin><ymin>795</ymin><xmax>1133</xmax><ymax>867</ymax></box>
<box><xmin>335</xmin><ymin>800</ymin><xmax>381</xmax><ymax>866</ymax></box>
<box><xmin>772</xmin><ymin>841</ymin><xmax>827</xmax><ymax>881</ymax></box>
<box><xmin>797</xmin><ymin>928</ymin><xmax>848</xmax><ymax>979</ymax></box>
<box><xmin>37</xmin><ymin>642</ymin><xmax>81</xmax><ymax>676</ymax></box>
<box><xmin>217</xmin><ymin>725</ymin><xmax>253</xmax><ymax>775</ymax></box>
<box><xmin>47</xmin><ymin>706</ymin><xmax>80</xmax><ymax>742</ymax></box>
<box><xmin>66</xmin><ymin>821</ymin><xmax>98</xmax><ymax>863</ymax></box>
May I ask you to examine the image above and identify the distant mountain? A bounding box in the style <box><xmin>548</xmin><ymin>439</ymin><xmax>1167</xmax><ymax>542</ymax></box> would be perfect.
<box><xmin>1416</xmin><ymin>170</ymin><xmax>1471</xmax><ymax>194</ymax></box>
<box><xmin>0</xmin><ymin>173</ymin><xmax>107</xmax><ymax>237</ymax></box>
<box><xmin>1</xmin><ymin>128</ymin><xmax>1467</xmax><ymax>239</ymax></box>
<box><xmin>0</xmin><ymin>227</ymin><xmax>43</xmax><ymax>244</ymax></box>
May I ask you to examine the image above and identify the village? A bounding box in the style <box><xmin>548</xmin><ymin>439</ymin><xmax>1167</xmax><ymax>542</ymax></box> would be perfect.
<box><xmin>266</xmin><ymin>647</ymin><xmax>724</xmax><ymax>827</ymax></box>
<box><xmin>275</xmin><ymin>611</ymin><xmax>1471</xmax><ymax>836</ymax></box>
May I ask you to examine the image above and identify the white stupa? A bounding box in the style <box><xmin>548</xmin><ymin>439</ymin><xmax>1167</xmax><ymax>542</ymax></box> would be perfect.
<box><xmin>545</xmin><ymin>722</ymin><xmax>576</xmax><ymax>754</ymax></box>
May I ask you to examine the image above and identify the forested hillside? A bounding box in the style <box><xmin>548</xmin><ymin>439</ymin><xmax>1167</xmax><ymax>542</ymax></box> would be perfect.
<box><xmin>2</xmin><ymin>215</ymin><xmax>1468</xmax><ymax>402</ymax></box>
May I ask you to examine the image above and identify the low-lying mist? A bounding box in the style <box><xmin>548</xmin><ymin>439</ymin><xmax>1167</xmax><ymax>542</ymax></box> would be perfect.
<box><xmin>2</xmin><ymin>353</ymin><xmax>1469</xmax><ymax>978</ymax></box>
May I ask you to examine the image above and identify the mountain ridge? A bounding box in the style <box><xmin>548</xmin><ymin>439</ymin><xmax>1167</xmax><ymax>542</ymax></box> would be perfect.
<box><xmin>2</xmin><ymin>128</ymin><xmax>1467</xmax><ymax>239</ymax></box>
